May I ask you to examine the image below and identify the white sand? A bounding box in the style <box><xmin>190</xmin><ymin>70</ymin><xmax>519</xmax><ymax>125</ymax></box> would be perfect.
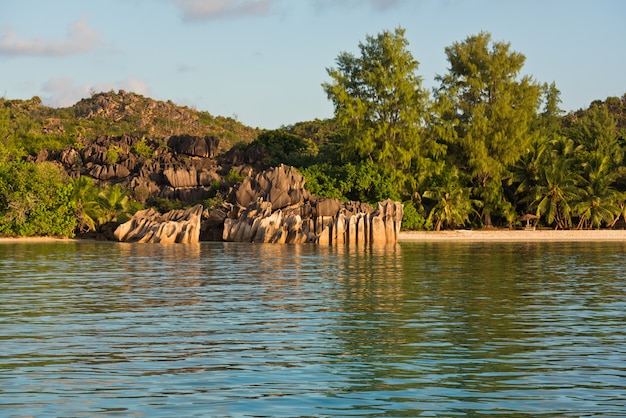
<box><xmin>398</xmin><ymin>229</ymin><xmax>626</xmax><ymax>242</ymax></box>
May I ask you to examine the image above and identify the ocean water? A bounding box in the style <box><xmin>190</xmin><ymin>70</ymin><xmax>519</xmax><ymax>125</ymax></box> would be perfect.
<box><xmin>1</xmin><ymin>240</ymin><xmax>625</xmax><ymax>417</ymax></box>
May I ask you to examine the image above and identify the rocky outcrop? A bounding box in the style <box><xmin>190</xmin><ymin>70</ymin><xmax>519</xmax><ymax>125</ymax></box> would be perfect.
<box><xmin>39</xmin><ymin>133</ymin><xmax>229</xmax><ymax>203</ymax></box>
<box><xmin>213</xmin><ymin>165</ymin><xmax>403</xmax><ymax>244</ymax></box>
<box><xmin>114</xmin><ymin>204</ymin><xmax>203</xmax><ymax>243</ymax></box>
<box><xmin>167</xmin><ymin>134</ymin><xmax>220</xmax><ymax>158</ymax></box>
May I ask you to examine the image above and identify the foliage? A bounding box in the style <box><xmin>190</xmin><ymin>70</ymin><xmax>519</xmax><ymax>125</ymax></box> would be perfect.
<box><xmin>148</xmin><ymin>197</ymin><xmax>185</xmax><ymax>214</ymax></box>
<box><xmin>225</xmin><ymin>168</ymin><xmax>246</xmax><ymax>184</ymax></box>
<box><xmin>434</xmin><ymin>31</ymin><xmax>542</xmax><ymax>226</ymax></box>
<box><xmin>573</xmin><ymin>156</ymin><xmax>622</xmax><ymax>229</ymax></box>
<box><xmin>71</xmin><ymin>176</ymin><xmax>140</xmax><ymax>232</ymax></box>
<box><xmin>300</xmin><ymin>160</ymin><xmax>400</xmax><ymax>204</ymax></box>
<box><xmin>423</xmin><ymin>168</ymin><xmax>477</xmax><ymax>231</ymax></box>
<box><xmin>323</xmin><ymin>27</ymin><xmax>437</xmax><ymax>196</ymax></box>
<box><xmin>0</xmin><ymin>161</ymin><xmax>77</xmax><ymax>237</ymax></box>
<box><xmin>131</xmin><ymin>137</ymin><xmax>154</xmax><ymax>159</ymax></box>
<box><xmin>529</xmin><ymin>138</ymin><xmax>581</xmax><ymax>229</ymax></box>
<box><xmin>106</xmin><ymin>145</ymin><xmax>125</xmax><ymax>164</ymax></box>
<box><xmin>401</xmin><ymin>200</ymin><xmax>425</xmax><ymax>230</ymax></box>
<box><xmin>249</xmin><ymin>129</ymin><xmax>317</xmax><ymax>167</ymax></box>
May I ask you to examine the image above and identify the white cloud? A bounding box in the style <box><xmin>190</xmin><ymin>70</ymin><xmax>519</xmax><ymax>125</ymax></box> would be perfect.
<box><xmin>172</xmin><ymin>0</ymin><xmax>276</xmax><ymax>21</ymax></box>
<box><xmin>42</xmin><ymin>78</ymin><xmax>151</xmax><ymax>107</ymax></box>
<box><xmin>0</xmin><ymin>16</ymin><xmax>100</xmax><ymax>57</ymax></box>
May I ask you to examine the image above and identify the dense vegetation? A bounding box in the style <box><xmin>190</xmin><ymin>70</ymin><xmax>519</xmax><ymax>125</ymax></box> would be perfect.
<box><xmin>0</xmin><ymin>91</ymin><xmax>258</xmax><ymax>237</ymax></box>
<box><xmin>251</xmin><ymin>29</ymin><xmax>626</xmax><ymax>231</ymax></box>
<box><xmin>1</xmin><ymin>28</ymin><xmax>625</xmax><ymax>237</ymax></box>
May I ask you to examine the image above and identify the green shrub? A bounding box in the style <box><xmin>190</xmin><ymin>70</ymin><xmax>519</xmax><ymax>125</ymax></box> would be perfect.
<box><xmin>0</xmin><ymin>161</ymin><xmax>77</xmax><ymax>237</ymax></box>
<box><xmin>401</xmin><ymin>200</ymin><xmax>425</xmax><ymax>230</ymax></box>
<box><xmin>299</xmin><ymin>160</ymin><xmax>401</xmax><ymax>204</ymax></box>
<box><xmin>225</xmin><ymin>168</ymin><xmax>245</xmax><ymax>184</ymax></box>
<box><xmin>106</xmin><ymin>145</ymin><xmax>124</xmax><ymax>164</ymax></box>
<box><xmin>131</xmin><ymin>137</ymin><xmax>154</xmax><ymax>159</ymax></box>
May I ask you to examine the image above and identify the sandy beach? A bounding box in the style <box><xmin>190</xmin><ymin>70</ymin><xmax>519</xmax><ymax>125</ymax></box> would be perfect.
<box><xmin>398</xmin><ymin>229</ymin><xmax>626</xmax><ymax>242</ymax></box>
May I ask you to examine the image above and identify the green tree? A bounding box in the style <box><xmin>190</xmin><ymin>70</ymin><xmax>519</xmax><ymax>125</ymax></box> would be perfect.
<box><xmin>435</xmin><ymin>32</ymin><xmax>542</xmax><ymax>226</ymax></box>
<box><xmin>71</xmin><ymin>176</ymin><xmax>138</xmax><ymax>232</ymax></box>
<box><xmin>0</xmin><ymin>106</ymin><xmax>23</xmax><ymax>162</ymax></box>
<box><xmin>249</xmin><ymin>129</ymin><xmax>317</xmax><ymax>167</ymax></box>
<box><xmin>566</xmin><ymin>101</ymin><xmax>623</xmax><ymax>170</ymax></box>
<box><xmin>300</xmin><ymin>160</ymin><xmax>400</xmax><ymax>204</ymax></box>
<box><xmin>97</xmin><ymin>183</ymin><xmax>133</xmax><ymax>225</ymax></box>
<box><xmin>322</xmin><ymin>27</ymin><xmax>435</xmax><ymax>196</ymax></box>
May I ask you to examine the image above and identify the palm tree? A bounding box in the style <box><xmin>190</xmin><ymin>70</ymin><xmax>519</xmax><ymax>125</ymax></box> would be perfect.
<box><xmin>72</xmin><ymin>177</ymin><xmax>134</xmax><ymax>232</ymax></box>
<box><xmin>510</xmin><ymin>136</ymin><xmax>548</xmax><ymax>213</ymax></box>
<box><xmin>573</xmin><ymin>156</ymin><xmax>622</xmax><ymax>229</ymax></box>
<box><xmin>71</xmin><ymin>176</ymin><xmax>102</xmax><ymax>232</ymax></box>
<box><xmin>531</xmin><ymin>139</ymin><xmax>582</xmax><ymax>229</ymax></box>
<box><xmin>97</xmin><ymin>184</ymin><xmax>132</xmax><ymax>224</ymax></box>
<box><xmin>423</xmin><ymin>168</ymin><xmax>477</xmax><ymax>231</ymax></box>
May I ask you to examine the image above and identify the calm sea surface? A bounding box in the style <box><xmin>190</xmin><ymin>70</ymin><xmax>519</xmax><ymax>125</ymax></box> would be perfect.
<box><xmin>1</xmin><ymin>241</ymin><xmax>625</xmax><ymax>417</ymax></box>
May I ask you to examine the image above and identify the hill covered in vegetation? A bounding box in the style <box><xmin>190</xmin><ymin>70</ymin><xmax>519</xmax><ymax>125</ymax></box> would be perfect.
<box><xmin>0</xmin><ymin>90</ymin><xmax>259</xmax><ymax>160</ymax></box>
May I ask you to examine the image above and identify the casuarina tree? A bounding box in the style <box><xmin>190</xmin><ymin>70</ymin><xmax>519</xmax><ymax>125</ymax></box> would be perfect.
<box><xmin>434</xmin><ymin>32</ymin><xmax>542</xmax><ymax>226</ymax></box>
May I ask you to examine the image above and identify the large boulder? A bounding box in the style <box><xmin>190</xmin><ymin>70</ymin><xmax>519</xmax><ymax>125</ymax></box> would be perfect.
<box><xmin>235</xmin><ymin>164</ymin><xmax>310</xmax><ymax>209</ymax></box>
<box><xmin>163</xmin><ymin>166</ymin><xmax>198</xmax><ymax>188</ymax></box>
<box><xmin>167</xmin><ymin>134</ymin><xmax>220</xmax><ymax>158</ymax></box>
<box><xmin>114</xmin><ymin>204</ymin><xmax>203</xmax><ymax>243</ymax></box>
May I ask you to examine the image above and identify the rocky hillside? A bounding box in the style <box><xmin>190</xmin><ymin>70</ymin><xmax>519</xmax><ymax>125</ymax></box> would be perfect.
<box><xmin>71</xmin><ymin>90</ymin><xmax>259</xmax><ymax>147</ymax></box>
<box><xmin>1</xmin><ymin>90</ymin><xmax>260</xmax><ymax>154</ymax></box>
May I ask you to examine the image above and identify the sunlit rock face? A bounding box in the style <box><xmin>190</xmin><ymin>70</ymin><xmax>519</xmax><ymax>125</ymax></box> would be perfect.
<box><xmin>113</xmin><ymin>165</ymin><xmax>402</xmax><ymax>245</ymax></box>
<box><xmin>214</xmin><ymin>165</ymin><xmax>403</xmax><ymax>245</ymax></box>
<box><xmin>114</xmin><ymin>204</ymin><xmax>203</xmax><ymax>244</ymax></box>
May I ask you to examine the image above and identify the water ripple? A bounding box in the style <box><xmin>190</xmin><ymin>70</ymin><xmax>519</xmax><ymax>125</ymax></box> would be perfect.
<box><xmin>1</xmin><ymin>241</ymin><xmax>625</xmax><ymax>416</ymax></box>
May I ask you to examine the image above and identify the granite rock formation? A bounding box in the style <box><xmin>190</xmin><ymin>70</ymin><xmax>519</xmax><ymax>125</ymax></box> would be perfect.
<box><xmin>114</xmin><ymin>204</ymin><xmax>203</xmax><ymax>243</ymax></box>
<box><xmin>213</xmin><ymin>165</ymin><xmax>403</xmax><ymax>244</ymax></box>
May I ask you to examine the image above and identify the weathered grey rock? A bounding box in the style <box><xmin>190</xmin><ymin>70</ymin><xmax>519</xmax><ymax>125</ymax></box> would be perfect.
<box><xmin>114</xmin><ymin>204</ymin><xmax>203</xmax><ymax>243</ymax></box>
<box><xmin>167</xmin><ymin>134</ymin><xmax>220</xmax><ymax>158</ymax></box>
<box><xmin>235</xmin><ymin>164</ymin><xmax>310</xmax><ymax>209</ymax></box>
<box><xmin>164</xmin><ymin>166</ymin><xmax>198</xmax><ymax>188</ymax></box>
<box><xmin>89</xmin><ymin>163</ymin><xmax>131</xmax><ymax>180</ymax></box>
<box><xmin>60</xmin><ymin>147</ymin><xmax>82</xmax><ymax>168</ymax></box>
<box><xmin>214</xmin><ymin>166</ymin><xmax>404</xmax><ymax>245</ymax></box>
<box><xmin>198</xmin><ymin>169</ymin><xmax>221</xmax><ymax>186</ymax></box>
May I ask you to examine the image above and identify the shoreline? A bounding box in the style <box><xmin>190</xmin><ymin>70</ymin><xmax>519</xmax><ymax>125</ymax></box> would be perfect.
<box><xmin>398</xmin><ymin>229</ymin><xmax>626</xmax><ymax>242</ymax></box>
<box><xmin>2</xmin><ymin>229</ymin><xmax>626</xmax><ymax>243</ymax></box>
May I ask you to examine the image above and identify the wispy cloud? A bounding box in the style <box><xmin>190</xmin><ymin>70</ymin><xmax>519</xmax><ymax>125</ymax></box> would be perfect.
<box><xmin>42</xmin><ymin>77</ymin><xmax>150</xmax><ymax>107</ymax></box>
<box><xmin>312</xmin><ymin>0</ymin><xmax>406</xmax><ymax>11</ymax></box>
<box><xmin>170</xmin><ymin>0</ymin><xmax>406</xmax><ymax>21</ymax></box>
<box><xmin>172</xmin><ymin>0</ymin><xmax>276</xmax><ymax>21</ymax></box>
<box><xmin>0</xmin><ymin>16</ymin><xmax>100</xmax><ymax>57</ymax></box>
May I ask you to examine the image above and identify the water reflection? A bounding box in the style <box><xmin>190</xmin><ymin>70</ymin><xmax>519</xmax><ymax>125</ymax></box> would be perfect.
<box><xmin>0</xmin><ymin>241</ymin><xmax>624</xmax><ymax>416</ymax></box>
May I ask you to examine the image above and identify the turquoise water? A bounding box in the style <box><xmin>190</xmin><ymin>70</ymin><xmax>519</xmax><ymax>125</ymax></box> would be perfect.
<box><xmin>1</xmin><ymin>241</ymin><xmax>625</xmax><ymax>417</ymax></box>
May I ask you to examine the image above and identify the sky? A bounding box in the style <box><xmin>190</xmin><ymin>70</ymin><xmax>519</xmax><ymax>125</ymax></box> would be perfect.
<box><xmin>1</xmin><ymin>0</ymin><xmax>625</xmax><ymax>129</ymax></box>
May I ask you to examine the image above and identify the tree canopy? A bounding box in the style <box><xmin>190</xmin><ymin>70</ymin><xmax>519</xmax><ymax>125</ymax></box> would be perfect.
<box><xmin>434</xmin><ymin>31</ymin><xmax>543</xmax><ymax>225</ymax></box>
<box><xmin>322</xmin><ymin>27</ymin><xmax>437</xmax><ymax>195</ymax></box>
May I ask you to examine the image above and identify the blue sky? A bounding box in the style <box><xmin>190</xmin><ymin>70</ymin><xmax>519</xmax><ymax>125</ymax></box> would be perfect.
<box><xmin>1</xmin><ymin>0</ymin><xmax>625</xmax><ymax>129</ymax></box>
